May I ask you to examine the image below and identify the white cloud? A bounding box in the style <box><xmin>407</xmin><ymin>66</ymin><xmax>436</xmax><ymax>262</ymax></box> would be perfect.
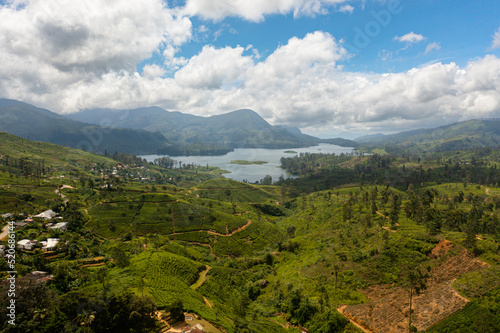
<box><xmin>394</xmin><ymin>32</ymin><xmax>425</xmax><ymax>43</ymax></box>
<box><xmin>424</xmin><ymin>42</ymin><xmax>441</xmax><ymax>54</ymax></box>
<box><xmin>174</xmin><ymin>45</ymin><xmax>253</xmax><ymax>89</ymax></box>
<box><xmin>1</xmin><ymin>2</ymin><xmax>500</xmax><ymax>135</ymax></box>
<box><xmin>338</xmin><ymin>5</ymin><xmax>354</xmax><ymax>14</ymax></box>
<box><xmin>213</xmin><ymin>23</ymin><xmax>237</xmax><ymax>42</ymax></box>
<box><xmin>163</xmin><ymin>45</ymin><xmax>188</xmax><ymax>70</ymax></box>
<box><xmin>198</xmin><ymin>25</ymin><xmax>209</xmax><ymax>33</ymax></box>
<box><xmin>0</xmin><ymin>0</ymin><xmax>192</xmax><ymax>74</ymax></box>
<box><xmin>378</xmin><ymin>49</ymin><xmax>393</xmax><ymax>61</ymax></box>
<box><xmin>182</xmin><ymin>0</ymin><xmax>351</xmax><ymax>22</ymax></box>
<box><xmin>0</xmin><ymin>0</ymin><xmax>192</xmax><ymax>110</ymax></box>
<box><xmin>492</xmin><ymin>27</ymin><xmax>500</xmax><ymax>49</ymax></box>
<box><xmin>248</xmin><ymin>31</ymin><xmax>346</xmax><ymax>81</ymax></box>
<box><xmin>141</xmin><ymin>64</ymin><xmax>166</xmax><ymax>78</ymax></box>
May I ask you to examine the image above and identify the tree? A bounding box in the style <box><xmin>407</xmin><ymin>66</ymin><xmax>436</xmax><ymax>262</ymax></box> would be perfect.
<box><xmin>261</xmin><ymin>175</ymin><xmax>273</xmax><ymax>185</ymax></box>
<box><xmin>286</xmin><ymin>225</ymin><xmax>296</xmax><ymax>238</ymax></box>
<box><xmin>0</xmin><ymin>277</ymin><xmax>60</xmax><ymax>332</ymax></box>
<box><xmin>332</xmin><ymin>262</ymin><xmax>341</xmax><ymax>293</ymax></box>
<box><xmin>424</xmin><ymin>208</ymin><xmax>442</xmax><ymax>234</ymax></box>
<box><xmin>97</xmin><ymin>267</ymin><xmax>108</xmax><ymax>288</ymax></box>
<box><xmin>359</xmin><ymin>172</ymin><xmax>365</xmax><ymax>185</ymax></box>
<box><xmin>389</xmin><ymin>193</ymin><xmax>401</xmax><ymax>228</ymax></box>
<box><xmin>405</xmin><ymin>185</ymin><xmax>422</xmax><ymax>222</ymax></box>
<box><xmin>342</xmin><ymin>198</ymin><xmax>354</xmax><ymax>222</ymax></box>
<box><xmin>168</xmin><ymin>299</ymin><xmax>185</xmax><ymax>323</ymax></box>
<box><xmin>285</xmin><ymin>289</ymin><xmax>316</xmax><ymax>325</ymax></box>
<box><xmin>462</xmin><ymin>222</ymin><xmax>477</xmax><ymax>251</ymax></box>
<box><xmin>308</xmin><ymin>310</ymin><xmax>349</xmax><ymax>333</ymax></box>
<box><xmin>401</xmin><ymin>265</ymin><xmax>429</xmax><ymax>332</ymax></box>
<box><xmin>112</xmin><ymin>246</ymin><xmax>130</xmax><ymax>268</ymax></box>
<box><xmin>62</xmin><ymin>202</ymin><xmax>86</xmax><ymax>231</ymax></box>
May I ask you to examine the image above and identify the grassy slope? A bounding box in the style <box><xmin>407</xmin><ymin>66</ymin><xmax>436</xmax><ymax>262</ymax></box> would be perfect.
<box><xmin>357</xmin><ymin>119</ymin><xmax>500</xmax><ymax>153</ymax></box>
<box><xmin>2</xmin><ymin>133</ymin><xmax>499</xmax><ymax>333</ymax></box>
<box><xmin>0</xmin><ymin>131</ymin><xmax>115</xmax><ymax>170</ymax></box>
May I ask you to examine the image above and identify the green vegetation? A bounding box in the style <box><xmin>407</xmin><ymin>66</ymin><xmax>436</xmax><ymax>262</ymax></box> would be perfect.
<box><xmin>284</xmin><ymin>150</ymin><xmax>297</xmax><ymax>154</ymax></box>
<box><xmin>0</xmin><ymin>99</ymin><xmax>171</xmax><ymax>155</ymax></box>
<box><xmin>356</xmin><ymin>119</ymin><xmax>500</xmax><ymax>154</ymax></box>
<box><xmin>68</xmin><ymin>106</ymin><xmax>360</xmax><ymax>154</ymax></box>
<box><xmin>1</xmin><ymin>131</ymin><xmax>500</xmax><ymax>333</ymax></box>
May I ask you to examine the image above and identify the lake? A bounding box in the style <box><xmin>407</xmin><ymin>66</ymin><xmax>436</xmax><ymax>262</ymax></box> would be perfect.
<box><xmin>141</xmin><ymin>143</ymin><xmax>354</xmax><ymax>183</ymax></box>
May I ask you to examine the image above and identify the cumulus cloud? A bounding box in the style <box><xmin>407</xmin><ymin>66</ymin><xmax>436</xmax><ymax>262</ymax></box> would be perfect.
<box><xmin>181</xmin><ymin>0</ymin><xmax>351</xmax><ymax>21</ymax></box>
<box><xmin>492</xmin><ymin>27</ymin><xmax>500</xmax><ymax>49</ymax></box>
<box><xmin>0</xmin><ymin>0</ymin><xmax>191</xmax><ymax>74</ymax></box>
<box><xmin>425</xmin><ymin>42</ymin><xmax>441</xmax><ymax>54</ymax></box>
<box><xmin>338</xmin><ymin>5</ymin><xmax>354</xmax><ymax>14</ymax></box>
<box><xmin>174</xmin><ymin>45</ymin><xmax>253</xmax><ymax>89</ymax></box>
<box><xmin>1</xmin><ymin>2</ymin><xmax>500</xmax><ymax>135</ymax></box>
<box><xmin>142</xmin><ymin>64</ymin><xmax>166</xmax><ymax>78</ymax></box>
<box><xmin>0</xmin><ymin>0</ymin><xmax>192</xmax><ymax>109</ymax></box>
<box><xmin>394</xmin><ymin>32</ymin><xmax>425</xmax><ymax>43</ymax></box>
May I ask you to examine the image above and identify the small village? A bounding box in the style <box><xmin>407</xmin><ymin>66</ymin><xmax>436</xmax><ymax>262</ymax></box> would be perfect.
<box><xmin>1</xmin><ymin>209</ymin><xmax>67</xmax><ymax>253</ymax></box>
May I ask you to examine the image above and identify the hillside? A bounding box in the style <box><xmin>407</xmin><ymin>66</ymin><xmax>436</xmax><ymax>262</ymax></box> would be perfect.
<box><xmin>0</xmin><ymin>131</ymin><xmax>499</xmax><ymax>333</ymax></box>
<box><xmin>0</xmin><ymin>131</ymin><xmax>115</xmax><ymax>170</ymax></box>
<box><xmin>0</xmin><ymin>99</ymin><xmax>171</xmax><ymax>155</ymax></box>
<box><xmin>356</xmin><ymin>119</ymin><xmax>500</xmax><ymax>153</ymax></box>
<box><xmin>68</xmin><ymin>106</ymin><xmax>358</xmax><ymax>151</ymax></box>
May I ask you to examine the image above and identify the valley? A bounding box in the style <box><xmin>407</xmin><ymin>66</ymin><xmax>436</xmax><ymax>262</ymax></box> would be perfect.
<box><xmin>0</xmin><ymin>130</ymin><xmax>499</xmax><ymax>333</ymax></box>
<box><xmin>2</xmin><ymin>1</ymin><xmax>499</xmax><ymax>332</ymax></box>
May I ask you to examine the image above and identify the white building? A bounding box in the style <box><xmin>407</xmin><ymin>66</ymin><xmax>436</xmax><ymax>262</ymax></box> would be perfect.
<box><xmin>49</xmin><ymin>222</ymin><xmax>68</xmax><ymax>231</ymax></box>
<box><xmin>41</xmin><ymin>238</ymin><xmax>59</xmax><ymax>252</ymax></box>
<box><xmin>34</xmin><ymin>209</ymin><xmax>57</xmax><ymax>220</ymax></box>
<box><xmin>17</xmin><ymin>239</ymin><xmax>37</xmax><ymax>250</ymax></box>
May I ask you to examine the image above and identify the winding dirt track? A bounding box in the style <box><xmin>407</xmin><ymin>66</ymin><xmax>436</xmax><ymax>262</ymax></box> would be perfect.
<box><xmin>0</xmin><ymin>224</ymin><xmax>9</xmax><ymax>240</ymax></box>
<box><xmin>337</xmin><ymin>305</ymin><xmax>371</xmax><ymax>333</ymax></box>
<box><xmin>191</xmin><ymin>265</ymin><xmax>211</xmax><ymax>290</ymax></box>
<box><xmin>206</xmin><ymin>220</ymin><xmax>252</xmax><ymax>237</ymax></box>
<box><xmin>170</xmin><ymin>221</ymin><xmax>251</xmax><ymax>260</ymax></box>
<box><xmin>171</xmin><ymin>220</ymin><xmax>252</xmax><ymax>237</ymax></box>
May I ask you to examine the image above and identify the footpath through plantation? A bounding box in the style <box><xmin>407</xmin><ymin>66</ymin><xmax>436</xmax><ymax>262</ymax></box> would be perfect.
<box><xmin>0</xmin><ymin>133</ymin><xmax>500</xmax><ymax>332</ymax></box>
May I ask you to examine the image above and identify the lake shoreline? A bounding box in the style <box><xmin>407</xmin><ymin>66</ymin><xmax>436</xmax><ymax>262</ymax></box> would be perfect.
<box><xmin>141</xmin><ymin>144</ymin><xmax>354</xmax><ymax>183</ymax></box>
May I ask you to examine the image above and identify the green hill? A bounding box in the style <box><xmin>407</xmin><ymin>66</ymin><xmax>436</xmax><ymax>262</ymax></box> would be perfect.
<box><xmin>0</xmin><ymin>131</ymin><xmax>114</xmax><ymax>170</ymax></box>
<box><xmin>0</xmin><ymin>99</ymin><xmax>171</xmax><ymax>155</ymax></box>
<box><xmin>356</xmin><ymin>119</ymin><xmax>500</xmax><ymax>153</ymax></box>
<box><xmin>68</xmin><ymin>106</ymin><xmax>358</xmax><ymax>153</ymax></box>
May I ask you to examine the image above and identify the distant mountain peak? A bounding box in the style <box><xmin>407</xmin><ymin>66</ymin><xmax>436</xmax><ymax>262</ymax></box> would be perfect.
<box><xmin>228</xmin><ymin>108</ymin><xmax>260</xmax><ymax>115</ymax></box>
<box><xmin>0</xmin><ymin>99</ymin><xmax>170</xmax><ymax>154</ymax></box>
<box><xmin>210</xmin><ymin>108</ymin><xmax>263</xmax><ymax>120</ymax></box>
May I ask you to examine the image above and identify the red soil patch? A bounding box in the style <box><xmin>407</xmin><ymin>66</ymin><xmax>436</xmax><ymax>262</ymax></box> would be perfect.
<box><xmin>203</xmin><ymin>297</ymin><xmax>213</xmax><ymax>308</ymax></box>
<box><xmin>81</xmin><ymin>262</ymin><xmax>106</xmax><ymax>268</ymax></box>
<box><xmin>340</xmin><ymin>244</ymin><xmax>489</xmax><ymax>333</ymax></box>
<box><xmin>430</xmin><ymin>239</ymin><xmax>454</xmax><ymax>258</ymax></box>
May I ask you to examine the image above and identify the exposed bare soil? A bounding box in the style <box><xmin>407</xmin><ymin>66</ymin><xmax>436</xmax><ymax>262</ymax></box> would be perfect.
<box><xmin>430</xmin><ymin>239</ymin><xmax>454</xmax><ymax>258</ymax></box>
<box><xmin>340</xmin><ymin>243</ymin><xmax>490</xmax><ymax>332</ymax></box>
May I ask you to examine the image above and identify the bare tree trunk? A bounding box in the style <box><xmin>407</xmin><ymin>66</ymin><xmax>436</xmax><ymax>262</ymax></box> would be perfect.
<box><xmin>409</xmin><ymin>288</ymin><xmax>413</xmax><ymax>332</ymax></box>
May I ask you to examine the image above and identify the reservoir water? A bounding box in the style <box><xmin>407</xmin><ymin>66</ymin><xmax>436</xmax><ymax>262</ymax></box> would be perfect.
<box><xmin>142</xmin><ymin>144</ymin><xmax>354</xmax><ymax>183</ymax></box>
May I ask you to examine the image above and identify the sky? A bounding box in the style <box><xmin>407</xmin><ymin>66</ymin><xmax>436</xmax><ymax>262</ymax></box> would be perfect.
<box><xmin>0</xmin><ymin>0</ymin><xmax>499</xmax><ymax>138</ymax></box>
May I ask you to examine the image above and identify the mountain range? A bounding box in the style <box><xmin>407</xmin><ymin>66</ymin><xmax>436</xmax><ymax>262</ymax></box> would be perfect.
<box><xmin>68</xmin><ymin>106</ymin><xmax>357</xmax><ymax>153</ymax></box>
<box><xmin>0</xmin><ymin>99</ymin><xmax>170</xmax><ymax>155</ymax></box>
<box><xmin>355</xmin><ymin>119</ymin><xmax>500</xmax><ymax>153</ymax></box>
<box><xmin>3</xmin><ymin>98</ymin><xmax>498</xmax><ymax>157</ymax></box>
<box><xmin>0</xmin><ymin>99</ymin><xmax>358</xmax><ymax>155</ymax></box>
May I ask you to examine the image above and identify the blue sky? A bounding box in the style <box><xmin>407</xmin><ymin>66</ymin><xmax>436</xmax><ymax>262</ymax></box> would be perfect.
<box><xmin>160</xmin><ymin>0</ymin><xmax>500</xmax><ymax>73</ymax></box>
<box><xmin>0</xmin><ymin>0</ymin><xmax>499</xmax><ymax>137</ymax></box>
